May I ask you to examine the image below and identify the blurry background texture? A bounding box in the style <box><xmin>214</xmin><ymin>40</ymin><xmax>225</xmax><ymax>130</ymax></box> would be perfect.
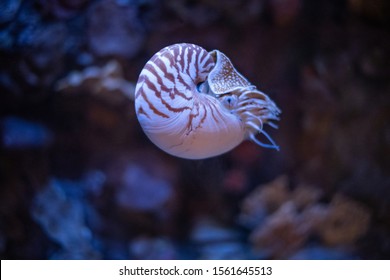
<box><xmin>0</xmin><ymin>0</ymin><xmax>389</xmax><ymax>259</ymax></box>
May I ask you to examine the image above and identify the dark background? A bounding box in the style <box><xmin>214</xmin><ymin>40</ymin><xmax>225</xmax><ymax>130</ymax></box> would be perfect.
<box><xmin>0</xmin><ymin>0</ymin><xmax>389</xmax><ymax>259</ymax></box>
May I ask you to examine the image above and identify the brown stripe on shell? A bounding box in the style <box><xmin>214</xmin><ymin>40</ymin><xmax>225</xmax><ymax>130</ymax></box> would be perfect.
<box><xmin>149</xmin><ymin>53</ymin><xmax>194</xmax><ymax>101</ymax></box>
<box><xmin>140</xmin><ymin>89</ymin><xmax>169</xmax><ymax>118</ymax></box>
<box><xmin>143</xmin><ymin>74</ymin><xmax>192</xmax><ymax>113</ymax></box>
<box><xmin>137</xmin><ymin>106</ymin><xmax>150</xmax><ymax>118</ymax></box>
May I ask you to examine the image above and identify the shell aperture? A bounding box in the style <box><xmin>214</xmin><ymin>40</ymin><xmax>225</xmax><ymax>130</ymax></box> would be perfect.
<box><xmin>135</xmin><ymin>43</ymin><xmax>281</xmax><ymax>159</ymax></box>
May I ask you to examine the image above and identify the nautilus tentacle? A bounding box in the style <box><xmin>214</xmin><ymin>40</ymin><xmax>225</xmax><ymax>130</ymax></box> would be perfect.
<box><xmin>135</xmin><ymin>43</ymin><xmax>281</xmax><ymax>159</ymax></box>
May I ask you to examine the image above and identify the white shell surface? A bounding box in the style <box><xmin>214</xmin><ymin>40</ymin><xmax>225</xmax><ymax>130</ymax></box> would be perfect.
<box><xmin>135</xmin><ymin>43</ymin><xmax>245</xmax><ymax>159</ymax></box>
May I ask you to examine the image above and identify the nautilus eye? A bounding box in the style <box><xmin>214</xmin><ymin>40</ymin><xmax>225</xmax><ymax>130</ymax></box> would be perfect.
<box><xmin>135</xmin><ymin>43</ymin><xmax>281</xmax><ymax>160</ymax></box>
<box><xmin>219</xmin><ymin>94</ymin><xmax>238</xmax><ymax>111</ymax></box>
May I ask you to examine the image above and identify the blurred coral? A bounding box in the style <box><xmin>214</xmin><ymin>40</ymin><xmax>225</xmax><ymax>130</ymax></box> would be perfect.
<box><xmin>314</xmin><ymin>194</ymin><xmax>371</xmax><ymax>246</ymax></box>
<box><xmin>291</xmin><ymin>184</ymin><xmax>322</xmax><ymax>210</ymax></box>
<box><xmin>56</xmin><ymin>60</ymin><xmax>135</xmax><ymax>103</ymax></box>
<box><xmin>242</xmin><ymin>175</ymin><xmax>289</xmax><ymax>214</ymax></box>
<box><xmin>241</xmin><ymin>175</ymin><xmax>371</xmax><ymax>258</ymax></box>
<box><xmin>239</xmin><ymin>175</ymin><xmax>289</xmax><ymax>228</ymax></box>
<box><xmin>250</xmin><ymin>202</ymin><xmax>310</xmax><ymax>258</ymax></box>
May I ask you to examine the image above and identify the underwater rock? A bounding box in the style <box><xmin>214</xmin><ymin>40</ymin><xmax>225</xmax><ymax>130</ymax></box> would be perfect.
<box><xmin>0</xmin><ymin>2</ymin><xmax>35</xmax><ymax>50</ymax></box>
<box><xmin>0</xmin><ymin>0</ymin><xmax>21</xmax><ymax>24</ymax></box>
<box><xmin>2</xmin><ymin>117</ymin><xmax>52</xmax><ymax>149</ymax></box>
<box><xmin>56</xmin><ymin>60</ymin><xmax>135</xmax><ymax>103</ymax></box>
<box><xmin>199</xmin><ymin>241</ymin><xmax>251</xmax><ymax>260</ymax></box>
<box><xmin>87</xmin><ymin>0</ymin><xmax>145</xmax><ymax>58</ymax></box>
<box><xmin>31</xmin><ymin>178</ymin><xmax>97</xmax><ymax>258</ymax></box>
<box><xmin>50</xmin><ymin>248</ymin><xmax>101</xmax><ymax>260</ymax></box>
<box><xmin>0</xmin><ymin>27</ymin><xmax>13</xmax><ymax>50</ymax></box>
<box><xmin>290</xmin><ymin>245</ymin><xmax>357</xmax><ymax>260</ymax></box>
<box><xmin>191</xmin><ymin>218</ymin><xmax>241</xmax><ymax>244</ymax></box>
<box><xmin>190</xmin><ymin>218</ymin><xmax>249</xmax><ymax>259</ymax></box>
<box><xmin>18</xmin><ymin>23</ymin><xmax>67</xmax><ymax>89</ymax></box>
<box><xmin>129</xmin><ymin>236</ymin><xmax>177</xmax><ymax>260</ymax></box>
<box><xmin>0</xmin><ymin>2</ymin><xmax>68</xmax><ymax>92</ymax></box>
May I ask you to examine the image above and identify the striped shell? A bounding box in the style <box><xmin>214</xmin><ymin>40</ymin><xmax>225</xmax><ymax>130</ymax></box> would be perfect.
<box><xmin>135</xmin><ymin>43</ymin><xmax>281</xmax><ymax>159</ymax></box>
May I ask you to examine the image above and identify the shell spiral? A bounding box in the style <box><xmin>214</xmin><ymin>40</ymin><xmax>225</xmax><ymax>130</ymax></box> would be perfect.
<box><xmin>135</xmin><ymin>43</ymin><xmax>281</xmax><ymax>159</ymax></box>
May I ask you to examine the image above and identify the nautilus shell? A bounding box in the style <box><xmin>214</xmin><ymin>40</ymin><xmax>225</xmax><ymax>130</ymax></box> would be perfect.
<box><xmin>135</xmin><ymin>43</ymin><xmax>281</xmax><ymax>159</ymax></box>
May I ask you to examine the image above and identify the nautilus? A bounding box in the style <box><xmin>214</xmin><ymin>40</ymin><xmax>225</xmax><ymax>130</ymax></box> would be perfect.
<box><xmin>135</xmin><ymin>43</ymin><xmax>281</xmax><ymax>159</ymax></box>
